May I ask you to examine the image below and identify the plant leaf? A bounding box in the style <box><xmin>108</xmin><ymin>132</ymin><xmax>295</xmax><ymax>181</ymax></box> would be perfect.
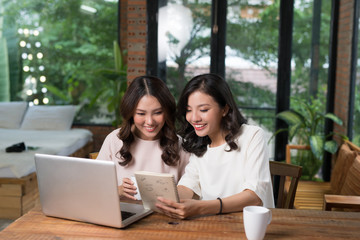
<box><xmin>44</xmin><ymin>84</ymin><xmax>70</xmax><ymax>102</ymax></box>
<box><xmin>114</xmin><ymin>40</ymin><xmax>121</xmax><ymax>72</ymax></box>
<box><xmin>324</xmin><ymin>113</ymin><xmax>343</xmax><ymax>126</ymax></box>
<box><xmin>309</xmin><ymin>135</ymin><xmax>324</xmax><ymax>160</ymax></box>
<box><xmin>268</xmin><ymin>128</ymin><xmax>289</xmax><ymax>144</ymax></box>
<box><xmin>288</xmin><ymin>123</ymin><xmax>301</xmax><ymax>141</ymax></box>
<box><xmin>276</xmin><ymin>110</ymin><xmax>304</xmax><ymax>126</ymax></box>
<box><xmin>324</xmin><ymin>140</ymin><xmax>339</xmax><ymax>154</ymax></box>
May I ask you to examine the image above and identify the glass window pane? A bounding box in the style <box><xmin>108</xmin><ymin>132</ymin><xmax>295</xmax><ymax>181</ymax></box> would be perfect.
<box><xmin>353</xmin><ymin>19</ymin><xmax>360</xmax><ymax>145</ymax></box>
<box><xmin>3</xmin><ymin>0</ymin><xmax>118</xmax><ymax>125</ymax></box>
<box><xmin>291</xmin><ymin>0</ymin><xmax>332</xmax><ymax>180</ymax></box>
<box><xmin>226</xmin><ymin>0</ymin><xmax>279</xmax><ymax>159</ymax></box>
<box><xmin>158</xmin><ymin>0</ymin><xmax>212</xmax><ymax>100</ymax></box>
<box><xmin>291</xmin><ymin>0</ymin><xmax>331</xmax><ymax>114</ymax></box>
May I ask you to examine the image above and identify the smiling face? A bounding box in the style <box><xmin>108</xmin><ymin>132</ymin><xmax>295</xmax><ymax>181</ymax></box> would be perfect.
<box><xmin>133</xmin><ymin>95</ymin><xmax>166</xmax><ymax>140</ymax></box>
<box><xmin>186</xmin><ymin>91</ymin><xmax>228</xmax><ymax>146</ymax></box>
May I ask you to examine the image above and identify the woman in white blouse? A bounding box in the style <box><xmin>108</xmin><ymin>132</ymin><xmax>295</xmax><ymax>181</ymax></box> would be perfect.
<box><xmin>156</xmin><ymin>73</ymin><xmax>274</xmax><ymax>219</ymax></box>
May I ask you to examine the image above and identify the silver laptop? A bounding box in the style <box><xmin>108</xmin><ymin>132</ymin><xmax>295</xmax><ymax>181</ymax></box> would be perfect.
<box><xmin>34</xmin><ymin>153</ymin><xmax>153</xmax><ymax>228</ymax></box>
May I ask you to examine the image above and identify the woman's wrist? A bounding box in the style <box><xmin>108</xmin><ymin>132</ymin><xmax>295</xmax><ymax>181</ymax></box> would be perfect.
<box><xmin>198</xmin><ymin>199</ymin><xmax>223</xmax><ymax>216</ymax></box>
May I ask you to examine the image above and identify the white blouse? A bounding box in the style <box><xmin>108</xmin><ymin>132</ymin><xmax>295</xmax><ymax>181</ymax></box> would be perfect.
<box><xmin>178</xmin><ymin>124</ymin><xmax>275</xmax><ymax>208</ymax></box>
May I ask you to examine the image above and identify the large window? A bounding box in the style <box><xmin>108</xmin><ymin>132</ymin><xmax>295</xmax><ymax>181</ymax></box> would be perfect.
<box><xmin>157</xmin><ymin>0</ymin><xmax>279</xmax><ymax>157</ymax></box>
<box><xmin>157</xmin><ymin>0</ymin><xmax>212</xmax><ymax>101</ymax></box>
<box><xmin>291</xmin><ymin>0</ymin><xmax>331</xmax><ymax>103</ymax></box>
<box><xmin>155</xmin><ymin>0</ymin><xmax>335</xmax><ymax>168</ymax></box>
<box><xmin>2</xmin><ymin>0</ymin><xmax>118</xmax><ymax>125</ymax></box>
<box><xmin>226</xmin><ymin>1</ymin><xmax>279</xmax><ymax>158</ymax></box>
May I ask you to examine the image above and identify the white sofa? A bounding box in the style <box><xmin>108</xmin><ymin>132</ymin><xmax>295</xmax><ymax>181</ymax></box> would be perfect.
<box><xmin>0</xmin><ymin>102</ymin><xmax>93</xmax><ymax>178</ymax></box>
<box><xmin>0</xmin><ymin>102</ymin><xmax>93</xmax><ymax>219</ymax></box>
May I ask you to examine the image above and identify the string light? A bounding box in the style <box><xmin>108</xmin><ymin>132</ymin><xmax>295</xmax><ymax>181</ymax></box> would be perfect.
<box><xmin>19</xmin><ymin>41</ymin><xmax>26</xmax><ymax>47</ymax></box>
<box><xmin>20</xmin><ymin>27</ymin><xmax>47</xmax><ymax>105</ymax></box>
<box><xmin>40</xmin><ymin>76</ymin><xmax>46</xmax><ymax>82</ymax></box>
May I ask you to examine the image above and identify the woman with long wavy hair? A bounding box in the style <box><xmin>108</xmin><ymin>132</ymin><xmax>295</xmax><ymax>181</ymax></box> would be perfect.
<box><xmin>156</xmin><ymin>73</ymin><xmax>274</xmax><ymax>219</ymax></box>
<box><xmin>97</xmin><ymin>76</ymin><xmax>189</xmax><ymax>200</ymax></box>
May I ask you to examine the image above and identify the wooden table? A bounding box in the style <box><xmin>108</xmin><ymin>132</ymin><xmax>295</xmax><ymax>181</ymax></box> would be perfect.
<box><xmin>1</xmin><ymin>206</ymin><xmax>360</xmax><ymax>239</ymax></box>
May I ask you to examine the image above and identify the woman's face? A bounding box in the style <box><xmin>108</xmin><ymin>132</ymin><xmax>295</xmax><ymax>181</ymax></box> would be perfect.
<box><xmin>185</xmin><ymin>91</ymin><xmax>228</xmax><ymax>143</ymax></box>
<box><xmin>133</xmin><ymin>95</ymin><xmax>166</xmax><ymax>140</ymax></box>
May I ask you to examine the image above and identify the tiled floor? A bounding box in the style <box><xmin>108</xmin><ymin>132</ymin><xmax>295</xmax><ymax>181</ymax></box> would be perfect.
<box><xmin>0</xmin><ymin>219</ymin><xmax>14</xmax><ymax>231</ymax></box>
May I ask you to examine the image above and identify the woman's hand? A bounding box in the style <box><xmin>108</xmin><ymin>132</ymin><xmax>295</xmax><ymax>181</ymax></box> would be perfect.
<box><xmin>119</xmin><ymin>177</ymin><xmax>138</xmax><ymax>200</ymax></box>
<box><xmin>156</xmin><ymin>197</ymin><xmax>200</xmax><ymax>219</ymax></box>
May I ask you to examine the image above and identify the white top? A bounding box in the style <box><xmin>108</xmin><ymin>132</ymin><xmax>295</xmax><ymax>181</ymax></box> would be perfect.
<box><xmin>97</xmin><ymin>129</ymin><xmax>190</xmax><ymax>185</ymax></box>
<box><xmin>178</xmin><ymin>124</ymin><xmax>275</xmax><ymax>208</ymax></box>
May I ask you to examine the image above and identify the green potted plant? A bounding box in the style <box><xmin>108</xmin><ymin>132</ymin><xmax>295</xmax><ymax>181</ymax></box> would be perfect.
<box><xmin>273</xmin><ymin>97</ymin><xmax>347</xmax><ymax>180</ymax></box>
<box><xmin>90</xmin><ymin>41</ymin><xmax>127</xmax><ymax>127</ymax></box>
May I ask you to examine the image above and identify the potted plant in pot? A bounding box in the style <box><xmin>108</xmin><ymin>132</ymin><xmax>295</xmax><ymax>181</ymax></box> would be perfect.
<box><xmin>273</xmin><ymin>97</ymin><xmax>347</xmax><ymax>180</ymax></box>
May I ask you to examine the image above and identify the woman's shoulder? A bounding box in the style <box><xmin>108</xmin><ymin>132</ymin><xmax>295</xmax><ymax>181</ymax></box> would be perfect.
<box><xmin>238</xmin><ymin>124</ymin><xmax>265</xmax><ymax>139</ymax></box>
<box><xmin>240</xmin><ymin>124</ymin><xmax>263</xmax><ymax>133</ymax></box>
<box><xmin>106</xmin><ymin>128</ymin><xmax>121</xmax><ymax>138</ymax></box>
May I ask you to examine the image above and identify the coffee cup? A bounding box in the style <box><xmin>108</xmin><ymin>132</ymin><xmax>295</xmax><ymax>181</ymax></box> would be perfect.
<box><xmin>243</xmin><ymin>206</ymin><xmax>272</xmax><ymax>240</ymax></box>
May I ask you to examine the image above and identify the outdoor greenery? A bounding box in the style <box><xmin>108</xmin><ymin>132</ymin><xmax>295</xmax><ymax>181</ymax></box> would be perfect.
<box><xmin>2</xmin><ymin>0</ymin><xmax>118</xmax><ymax>124</ymax></box>
<box><xmin>273</xmin><ymin>97</ymin><xmax>347</xmax><ymax>180</ymax></box>
<box><xmin>1</xmin><ymin>0</ymin><xmax>359</xmax><ymax>146</ymax></box>
<box><xmin>164</xmin><ymin>0</ymin><xmax>334</xmax><ymax>133</ymax></box>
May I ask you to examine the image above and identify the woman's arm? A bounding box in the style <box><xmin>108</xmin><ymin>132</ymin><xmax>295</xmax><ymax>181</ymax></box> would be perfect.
<box><xmin>156</xmin><ymin>189</ymin><xmax>261</xmax><ymax>219</ymax></box>
<box><xmin>178</xmin><ymin>185</ymin><xmax>196</xmax><ymax>199</ymax></box>
<box><xmin>219</xmin><ymin>190</ymin><xmax>262</xmax><ymax>214</ymax></box>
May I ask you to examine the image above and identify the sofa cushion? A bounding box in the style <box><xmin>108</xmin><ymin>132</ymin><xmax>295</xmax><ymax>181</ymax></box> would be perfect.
<box><xmin>20</xmin><ymin>105</ymin><xmax>77</xmax><ymax>130</ymax></box>
<box><xmin>330</xmin><ymin>143</ymin><xmax>358</xmax><ymax>194</ymax></box>
<box><xmin>0</xmin><ymin>102</ymin><xmax>28</xmax><ymax>129</ymax></box>
<box><xmin>340</xmin><ymin>155</ymin><xmax>360</xmax><ymax>196</ymax></box>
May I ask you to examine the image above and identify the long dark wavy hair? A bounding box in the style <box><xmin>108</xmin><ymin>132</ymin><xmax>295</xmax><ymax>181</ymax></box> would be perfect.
<box><xmin>116</xmin><ymin>76</ymin><xmax>180</xmax><ymax>166</ymax></box>
<box><xmin>177</xmin><ymin>73</ymin><xmax>247</xmax><ymax>157</ymax></box>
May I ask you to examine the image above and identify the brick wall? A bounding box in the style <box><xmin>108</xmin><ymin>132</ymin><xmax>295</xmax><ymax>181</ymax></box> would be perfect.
<box><xmin>126</xmin><ymin>0</ymin><xmax>147</xmax><ymax>83</ymax></box>
<box><xmin>334</xmin><ymin>0</ymin><xmax>355</xmax><ymax>138</ymax></box>
<box><xmin>120</xmin><ymin>0</ymin><xmax>128</xmax><ymax>55</ymax></box>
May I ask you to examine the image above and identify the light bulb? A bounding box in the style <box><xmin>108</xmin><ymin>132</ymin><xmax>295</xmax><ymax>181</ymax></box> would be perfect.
<box><xmin>20</xmin><ymin>41</ymin><xmax>26</xmax><ymax>47</ymax></box>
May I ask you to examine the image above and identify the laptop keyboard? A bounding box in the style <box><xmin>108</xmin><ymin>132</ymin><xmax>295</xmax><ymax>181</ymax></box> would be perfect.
<box><xmin>121</xmin><ymin>210</ymin><xmax>136</xmax><ymax>220</ymax></box>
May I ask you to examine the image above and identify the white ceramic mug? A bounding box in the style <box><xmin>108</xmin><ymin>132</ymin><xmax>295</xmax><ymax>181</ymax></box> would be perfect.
<box><xmin>243</xmin><ymin>206</ymin><xmax>272</xmax><ymax>240</ymax></box>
